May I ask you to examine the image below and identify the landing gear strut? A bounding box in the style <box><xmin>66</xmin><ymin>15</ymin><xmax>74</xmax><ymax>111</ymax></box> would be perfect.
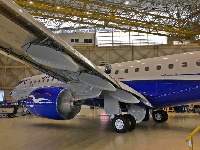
<box><xmin>152</xmin><ymin>110</ymin><xmax>168</xmax><ymax>123</ymax></box>
<box><xmin>112</xmin><ymin>114</ymin><xmax>136</xmax><ymax>133</ymax></box>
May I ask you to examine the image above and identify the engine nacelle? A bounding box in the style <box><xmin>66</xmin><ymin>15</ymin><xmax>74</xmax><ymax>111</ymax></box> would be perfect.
<box><xmin>27</xmin><ymin>87</ymin><xmax>83</xmax><ymax>120</ymax></box>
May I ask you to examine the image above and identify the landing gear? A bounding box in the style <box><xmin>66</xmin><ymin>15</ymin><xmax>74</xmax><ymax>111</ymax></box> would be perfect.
<box><xmin>152</xmin><ymin>110</ymin><xmax>168</xmax><ymax>123</ymax></box>
<box><xmin>112</xmin><ymin>114</ymin><xmax>136</xmax><ymax>133</ymax></box>
<box><xmin>124</xmin><ymin>114</ymin><xmax>136</xmax><ymax>131</ymax></box>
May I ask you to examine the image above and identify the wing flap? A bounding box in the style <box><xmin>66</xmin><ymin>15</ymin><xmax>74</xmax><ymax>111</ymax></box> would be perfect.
<box><xmin>22</xmin><ymin>43</ymin><xmax>79</xmax><ymax>72</ymax></box>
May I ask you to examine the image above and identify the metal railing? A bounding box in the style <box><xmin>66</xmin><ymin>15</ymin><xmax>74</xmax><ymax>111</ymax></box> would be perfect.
<box><xmin>186</xmin><ymin>125</ymin><xmax>200</xmax><ymax>150</ymax></box>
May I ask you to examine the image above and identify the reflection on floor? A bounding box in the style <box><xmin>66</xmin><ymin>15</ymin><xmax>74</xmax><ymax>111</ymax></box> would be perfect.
<box><xmin>0</xmin><ymin>108</ymin><xmax>200</xmax><ymax>150</ymax></box>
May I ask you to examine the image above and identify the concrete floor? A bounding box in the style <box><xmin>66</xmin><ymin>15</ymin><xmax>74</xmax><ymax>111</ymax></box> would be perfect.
<box><xmin>0</xmin><ymin>108</ymin><xmax>200</xmax><ymax>150</ymax></box>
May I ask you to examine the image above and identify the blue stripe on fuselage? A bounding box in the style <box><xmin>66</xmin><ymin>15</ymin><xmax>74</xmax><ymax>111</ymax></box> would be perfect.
<box><xmin>122</xmin><ymin>80</ymin><xmax>200</xmax><ymax>108</ymax></box>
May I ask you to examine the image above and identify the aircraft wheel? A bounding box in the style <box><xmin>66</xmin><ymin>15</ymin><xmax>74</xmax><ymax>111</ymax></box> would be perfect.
<box><xmin>112</xmin><ymin>115</ymin><xmax>130</xmax><ymax>133</ymax></box>
<box><xmin>124</xmin><ymin>114</ymin><xmax>136</xmax><ymax>131</ymax></box>
<box><xmin>163</xmin><ymin>111</ymin><xmax>168</xmax><ymax>121</ymax></box>
<box><xmin>152</xmin><ymin>110</ymin><xmax>168</xmax><ymax>123</ymax></box>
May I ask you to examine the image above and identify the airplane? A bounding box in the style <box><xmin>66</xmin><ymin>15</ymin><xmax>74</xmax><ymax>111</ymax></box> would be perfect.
<box><xmin>1</xmin><ymin>0</ymin><xmax>200</xmax><ymax>133</ymax></box>
<box><xmin>10</xmin><ymin>50</ymin><xmax>200</xmax><ymax>132</ymax></box>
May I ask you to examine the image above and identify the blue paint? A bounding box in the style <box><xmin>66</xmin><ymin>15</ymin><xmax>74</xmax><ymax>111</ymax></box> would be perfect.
<box><xmin>27</xmin><ymin>87</ymin><xmax>65</xmax><ymax>120</ymax></box>
<box><xmin>122</xmin><ymin>80</ymin><xmax>200</xmax><ymax>108</ymax></box>
<box><xmin>84</xmin><ymin>80</ymin><xmax>200</xmax><ymax>109</ymax></box>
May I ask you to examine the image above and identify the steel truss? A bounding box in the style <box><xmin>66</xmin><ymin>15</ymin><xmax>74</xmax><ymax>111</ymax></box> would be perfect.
<box><xmin>13</xmin><ymin>0</ymin><xmax>200</xmax><ymax>39</ymax></box>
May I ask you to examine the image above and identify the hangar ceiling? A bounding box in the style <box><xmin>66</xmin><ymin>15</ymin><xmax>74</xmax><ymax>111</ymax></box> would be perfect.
<box><xmin>14</xmin><ymin>0</ymin><xmax>200</xmax><ymax>40</ymax></box>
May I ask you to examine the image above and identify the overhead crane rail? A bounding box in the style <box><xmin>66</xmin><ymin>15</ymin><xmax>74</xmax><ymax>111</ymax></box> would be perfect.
<box><xmin>14</xmin><ymin>0</ymin><xmax>200</xmax><ymax>39</ymax></box>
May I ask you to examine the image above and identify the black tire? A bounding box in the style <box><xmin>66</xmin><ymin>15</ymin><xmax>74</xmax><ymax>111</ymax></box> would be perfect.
<box><xmin>163</xmin><ymin>111</ymin><xmax>168</xmax><ymax>122</ymax></box>
<box><xmin>124</xmin><ymin>114</ymin><xmax>136</xmax><ymax>131</ymax></box>
<box><xmin>152</xmin><ymin>110</ymin><xmax>167</xmax><ymax>123</ymax></box>
<box><xmin>112</xmin><ymin>115</ymin><xmax>130</xmax><ymax>133</ymax></box>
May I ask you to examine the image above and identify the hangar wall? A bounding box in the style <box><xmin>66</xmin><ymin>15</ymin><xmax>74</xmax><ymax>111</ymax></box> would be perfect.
<box><xmin>75</xmin><ymin>44</ymin><xmax>200</xmax><ymax>65</ymax></box>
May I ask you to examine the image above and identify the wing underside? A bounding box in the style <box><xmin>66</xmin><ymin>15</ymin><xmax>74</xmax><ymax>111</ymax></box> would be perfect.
<box><xmin>0</xmin><ymin>0</ymin><xmax>152</xmax><ymax>107</ymax></box>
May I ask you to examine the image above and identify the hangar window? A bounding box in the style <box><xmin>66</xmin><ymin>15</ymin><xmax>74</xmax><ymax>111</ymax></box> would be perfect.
<box><xmin>115</xmin><ymin>70</ymin><xmax>119</xmax><ymax>74</ymax></box>
<box><xmin>168</xmin><ymin>64</ymin><xmax>174</xmax><ymax>69</ymax></box>
<box><xmin>135</xmin><ymin>68</ymin><xmax>139</xmax><ymax>72</ymax></box>
<box><xmin>182</xmin><ymin>62</ymin><xmax>187</xmax><ymax>67</ymax></box>
<box><xmin>145</xmin><ymin>67</ymin><xmax>149</xmax><ymax>71</ymax></box>
<box><xmin>157</xmin><ymin>65</ymin><xmax>161</xmax><ymax>70</ymax></box>
<box><xmin>125</xmin><ymin>69</ymin><xmax>128</xmax><ymax>73</ymax></box>
<box><xmin>84</xmin><ymin>39</ymin><xmax>92</xmax><ymax>43</ymax></box>
<box><xmin>196</xmin><ymin>60</ymin><xmax>200</xmax><ymax>66</ymax></box>
<box><xmin>71</xmin><ymin>39</ymin><xmax>79</xmax><ymax>43</ymax></box>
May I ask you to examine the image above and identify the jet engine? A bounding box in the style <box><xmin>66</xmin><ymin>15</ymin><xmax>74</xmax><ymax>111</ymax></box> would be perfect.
<box><xmin>27</xmin><ymin>87</ymin><xmax>83</xmax><ymax>120</ymax></box>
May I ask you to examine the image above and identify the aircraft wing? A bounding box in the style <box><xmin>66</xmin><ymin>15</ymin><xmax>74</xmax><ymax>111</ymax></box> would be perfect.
<box><xmin>0</xmin><ymin>0</ymin><xmax>152</xmax><ymax>107</ymax></box>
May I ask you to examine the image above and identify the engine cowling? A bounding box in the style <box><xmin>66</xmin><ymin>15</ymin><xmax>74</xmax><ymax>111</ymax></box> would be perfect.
<box><xmin>27</xmin><ymin>87</ymin><xmax>83</xmax><ymax>120</ymax></box>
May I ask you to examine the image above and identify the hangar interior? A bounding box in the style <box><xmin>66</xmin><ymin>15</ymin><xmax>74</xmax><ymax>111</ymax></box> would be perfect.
<box><xmin>0</xmin><ymin>0</ymin><xmax>200</xmax><ymax>149</ymax></box>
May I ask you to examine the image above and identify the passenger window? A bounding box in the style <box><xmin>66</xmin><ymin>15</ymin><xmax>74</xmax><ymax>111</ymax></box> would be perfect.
<box><xmin>38</xmin><ymin>80</ymin><xmax>40</xmax><ymax>83</ymax></box>
<box><xmin>182</xmin><ymin>62</ymin><xmax>187</xmax><ymax>67</ymax></box>
<box><xmin>125</xmin><ymin>69</ymin><xmax>128</xmax><ymax>73</ymax></box>
<box><xmin>168</xmin><ymin>64</ymin><xmax>174</xmax><ymax>69</ymax></box>
<box><xmin>135</xmin><ymin>68</ymin><xmax>139</xmax><ymax>72</ymax></box>
<box><xmin>34</xmin><ymin>80</ymin><xmax>36</xmax><ymax>83</ymax></box>
<box><xmin>115</xmin><ymin>70</ymin><xmax>119</xmax><ymax>75</ymax></box>
<box><xmin>157</xmin><ymin>65</ymin><xmax>161</xmax><ymax>70</ymax></box>
<box><xmin>47</xmin><ymin>79</ymin><xmax>49</xmax><ymax>82</ymax></box>
<box><xmin>42</xmin><ymin>79</ymin><xmax>45</xmax><ymax>82</ymax></box>
<box><xmin>145</xmin><ymin>67</ymin><xmax>149</xmax><ymax>71</ymax></box>
<box><xmin>196</xmin><ymin>60</ymin><xmax>200</xmax><ymax>66</ymax></box>
<box><xmin>52</xmin><ymin>78</ymin><xmax>54</xmax><ymax>81</ymax></box>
